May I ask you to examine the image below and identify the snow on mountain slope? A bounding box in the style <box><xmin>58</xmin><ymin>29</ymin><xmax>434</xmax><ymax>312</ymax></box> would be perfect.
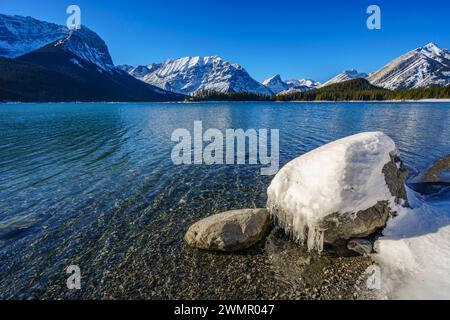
<box><xmin>277</xmin><ymin>78</ymin><xmax>321</xmax><ymax>95</ymax></box>
<box><xmin>0</xmin><ymin>14</ymin><xmax>65</xmax><ymax>58</ymax></box>
<box><xmin>321</xmin><ymin>69</ymin><xmax>368</xmax><ymax>87</ymax></box>
<box><xmin>0</xmin><ymin>14</ymin><xmax>113</xmax><ymax>71</ymax></box>
<box><xmin>285</xmin><ymin>79</ymin><xmax>321</xmax><ymax>89</ymax></box>
<box><xmin>57</xmin><ymin>29</ymin><xmax>114</xmax><ymax>71</ymax></box>
<box><xmin>368</xmin><ymin>43</ymin><xmax>450</xmax><ymax>90</ymax></box>
<box><xmin>119</xmin><ymin>56</ymin><xmax>273</xmax><ymax>95</ymax></box>
<box><xmin>262</xmin><ymin>74</ymin><xmax>290</xmax><ymax>94</ymax></box>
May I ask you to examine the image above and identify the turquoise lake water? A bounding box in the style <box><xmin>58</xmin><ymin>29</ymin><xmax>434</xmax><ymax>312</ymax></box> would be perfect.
<box><xmin>1</xmin><ymin>101</ymin><xmax>450</xmax><ymax>299</ymax></box>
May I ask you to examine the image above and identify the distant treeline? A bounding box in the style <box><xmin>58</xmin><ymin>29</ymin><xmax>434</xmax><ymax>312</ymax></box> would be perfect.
<box><xmin>186</xmin><ymin>90</ymin><xmax>268</xmax><ymax>101</ymax></box>
<box><xmin>274</xmin><ymin>79</ymin><xmax>450</xmax><ymax>101</ymax></box>
<box><xmin>186</xmin><ymin>79</ymin><xmax>450</xmax><ymax>102</ymax></box>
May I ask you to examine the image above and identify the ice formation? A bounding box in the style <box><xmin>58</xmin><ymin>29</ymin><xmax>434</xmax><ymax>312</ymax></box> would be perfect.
<box><xmin>267</xmin><ymin>132</ymin><xmax>399</xmax><ymax>252</ymax></box>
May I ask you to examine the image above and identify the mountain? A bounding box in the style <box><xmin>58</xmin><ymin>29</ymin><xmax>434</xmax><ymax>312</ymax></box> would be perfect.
<box><xmin>321</xmin><ymin>69</ymin><xmax>368</xmax><ymax>87</ymax></box>
<box><xmin>119</xmin><ymin>56</ymin><xmax>273</xmax><ymax>96</ymax></box>
<box><xmin>275</xmin><ymin>78</ymin><xmax>389</xmax><ymax>101</ymax></box>
<box><xmin>262</xmin><ymin>75</ymin><xmax>290</xmax><ymax>94</ymax></box>
<box><xmin>317</xmin><ymin>78</ymin><xmax>383</xmax><ymax>92</ymax></box>
<box><xmin>262</xmin><ymin>76</ymin><xmax>321</xmax><ymax>95</ymax></box>
<box><xmin>0</xmin><ymin>14</ymin><xmax>113</xmax><ymax>71</ymax></box>
<box><xmin>278</xmin><ymin>78</ymin><xmax>321</xmax><ymax>95</ymax></box>
<box><xmin>0</xmin><ymin>14</ymin><xmax>65</xmax><ymax>58</ymax></box>
<box><xmin>285</xmin><ymin>79</ymin><xmax>321</xmax><ymax>89</ymax></box>
<box><xmin>368</xmin><ymin>42</ymin><xmax>450</xmax><ymax>90</ymax></box>
<box><xmin>0</xmin><ymin>14</ymin><xmax>182</xmax><ymax>102</ymax></box>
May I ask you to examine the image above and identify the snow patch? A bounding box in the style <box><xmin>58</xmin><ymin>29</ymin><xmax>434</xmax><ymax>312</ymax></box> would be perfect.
<box><xmin>374</xmin><ymin>189</ymin><xmax>450</xmax><ymax>299</ymax></box>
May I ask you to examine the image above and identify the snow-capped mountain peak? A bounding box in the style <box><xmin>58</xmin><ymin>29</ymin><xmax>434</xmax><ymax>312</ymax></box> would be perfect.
<box><xmin>262</xmin><ymin>74</ymin><xmax>290</xmax><ymax>94</ymax></box>
<box><xmin>321</xmin><ymin>69</ymin><xmax>368</xmax><ymax>87</ymax></box>
<box><xmin>119</xmin><ymin>56</ymin><xmax>272</xmax><ymax>96</ymax></box>
<box><xmin>285</xmin><ymin>79</ymin><xmax>321</xmax><ymax>88</ymax></box>
<box><xmin>0</xmin><ymin>14</ymin><xmax>114</xmax><ymax>71</ymax></box>
<box><xmin>0</xmin><ymin>14</ymin><xmax>65</xmax><ymax>58</ymax></box>
<box><xmin>368</xmin><ymin>42</ymin><xmax>450</xmax><ymax>90</ymax></box>
<box><xmin>419</xmin><ymin>42</ymin><xmax>450</xmax><ymax>63</ymax></box>
<box><xmin>262</xmin><ymin>74</ymin><xmax>283</xmax><ymax>85</ymax></box>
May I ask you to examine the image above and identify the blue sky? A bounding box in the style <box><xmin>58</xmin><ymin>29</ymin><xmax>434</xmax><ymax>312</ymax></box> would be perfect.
<box><xmin>1</xmin><ymin>0</ymin><xmax>449</xmax><ymax>82</ymax></box>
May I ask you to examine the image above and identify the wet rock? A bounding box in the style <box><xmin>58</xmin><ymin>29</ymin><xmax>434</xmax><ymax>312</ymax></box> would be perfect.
<box><xmin>420</xmin><ymin>154</ymin><xmax>450</xmax><ymax>183</ymax></box>
<box><xmin>184</xmin><ymin>208</ymin><xmax>271</xmax><ymax>252</ymax></box>
<box><xmin>347</xmin><ymin>239</ymin><xmax>373</xmax><ymax>256</ymax></box>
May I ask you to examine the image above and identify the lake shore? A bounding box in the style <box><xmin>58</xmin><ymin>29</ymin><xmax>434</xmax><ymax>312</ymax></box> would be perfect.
<box><xmin>3</xmin><ymin>98</ymin><xmax>450</xmax><ymax>105</ymax></box>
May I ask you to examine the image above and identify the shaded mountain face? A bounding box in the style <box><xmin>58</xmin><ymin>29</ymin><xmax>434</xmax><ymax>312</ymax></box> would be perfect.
<box><xmin>321</xmin><ymin>69</ymin><xmax>368</xmax><ymax>87</ymax></box>
<box><xmin>0</xmin><ymin>14</ymin><xmax>183</xmax><ymax>102</ymax></box>
<box><xmin>119</xmin><ymin>56</ymin><xmax>273</xmax><ymax>96</ymax></box>
<box><xmin>0</xmin><ymin>43</ymin><xmax>182</xmax><ymax>102</ymax></box>
<box><xmin>368</xmin><ymin>43</ymin><xmax>450</xmax><ymax>90</ymax></box>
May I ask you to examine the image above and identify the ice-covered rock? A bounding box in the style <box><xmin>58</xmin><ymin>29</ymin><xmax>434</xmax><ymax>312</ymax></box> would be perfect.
<box><xmin>267</xmin><ymin>132</ymin><xmax>408</xmax><ymax>252</ymax></box>
<box><xmin>184</xmin><ymin>208</ymin><xmax>271</xmax><ymax>252</ymax></box>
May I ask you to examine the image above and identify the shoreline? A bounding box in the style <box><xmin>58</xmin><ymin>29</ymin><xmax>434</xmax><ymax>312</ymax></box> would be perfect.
<box><xmin>2</xmin><ymin>98</ymin><xmax>450</xmax><ymax>105</ymax></box>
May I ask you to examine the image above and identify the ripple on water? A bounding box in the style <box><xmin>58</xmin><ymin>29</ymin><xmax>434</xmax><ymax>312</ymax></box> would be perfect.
<box><xmin>1</xmin><ymin>102</ymin><xmax>450</xmax><ymax>299</ymax></box>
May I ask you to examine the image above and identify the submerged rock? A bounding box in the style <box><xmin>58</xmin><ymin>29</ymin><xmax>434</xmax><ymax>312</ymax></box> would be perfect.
<box><xmin>409</xmin><ymin>155</ymin><xmax>450</xmax><ymax>195</ymax></box>
<box><xmin>184</xmin><ymin>208</ymin><xmax>271</xmax><ymax>252</ymax></box>
<box><xmin>347</xmin><ymin>239</ymin><xmax>373</xmax><ymax>256</ymax></box>
<box><xmin>420</xmin><ymin>154</ymin><xmax>450</xmax><ymax>183</ymax></box>
<box><xmin>267</xmin><ymin>132</ymin><xmax>408</xmax><ymax>252</ymax></box>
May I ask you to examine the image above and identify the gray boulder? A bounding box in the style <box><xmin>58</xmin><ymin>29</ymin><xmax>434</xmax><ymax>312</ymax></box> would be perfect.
<box><xmin>184</xmin><ymin>208</ymin><xmax>271</xmax><ymax>252</ymax></box>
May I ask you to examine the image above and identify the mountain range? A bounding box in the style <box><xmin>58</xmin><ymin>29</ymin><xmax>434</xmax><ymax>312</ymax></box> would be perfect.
<box><xmin>118</xmin><ymin>56</ymin><xmax>272</xmax><ymax>96</ymax></box>
<box><xmin>0</xmin><ymin>13</ymin><xmax>449</xmax><ymax>102</ymax></box>
<box><xmin>262</xmin><ymin>75</ymin><xmax>320</xmax><ymax>94</ymax></box>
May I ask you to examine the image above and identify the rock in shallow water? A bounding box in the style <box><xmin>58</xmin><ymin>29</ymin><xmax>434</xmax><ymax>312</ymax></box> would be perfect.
<box><xmin>267</xmin><ymin>132</ymin><xmax>408</xmax><ymax>251</ymax></box>
<box><xmin>420</xmin><ymin>154</ymin><xmax>450</xmax><ymax>183</ymax></box>
<box><xmin>184</xmin><ymin>208</ymin><xmax>271</xmax><ymax>252</ymax></box>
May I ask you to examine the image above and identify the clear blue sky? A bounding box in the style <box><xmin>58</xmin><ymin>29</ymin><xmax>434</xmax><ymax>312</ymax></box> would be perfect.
<box><xmin>1</xmin><ymin>0</ymin><xmax>449</xmax><ymax>82</ymax></box>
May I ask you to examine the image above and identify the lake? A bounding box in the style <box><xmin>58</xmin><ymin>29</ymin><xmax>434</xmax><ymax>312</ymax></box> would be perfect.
<box><xmin>1</xmin><ymin>101</ymin><xmax>450</xmax><ymax>299</ymax></box>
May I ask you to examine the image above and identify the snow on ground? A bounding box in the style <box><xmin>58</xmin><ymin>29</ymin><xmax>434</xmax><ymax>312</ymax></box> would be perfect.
<box><xmin>267</xmin><ymin>132</ymin><xmax>398</xmax><ymax>251</ymax></box>
<box><xmin>374</xmin><ymin>188</ymin><xmax>450</xmax><ymax>299</ymax></box>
